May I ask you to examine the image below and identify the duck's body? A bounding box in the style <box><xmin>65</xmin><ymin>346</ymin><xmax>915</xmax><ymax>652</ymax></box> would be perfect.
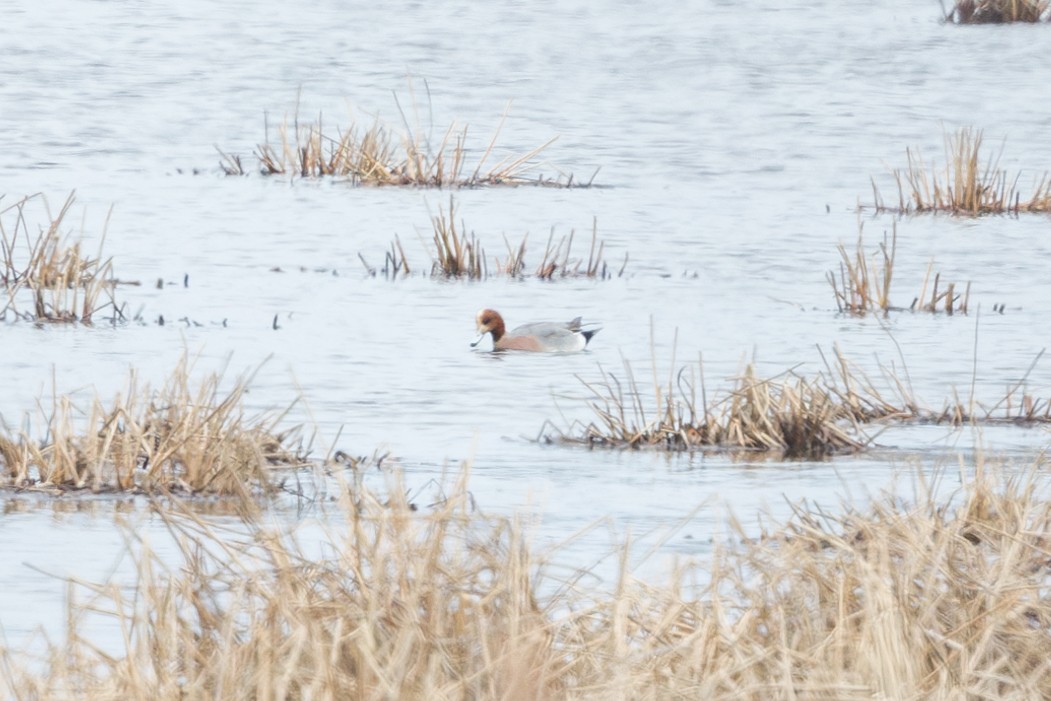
<box><xmin>472</xmin><ymin>309</ymin><xmax>599</xmax><ymax>352</ymax></box>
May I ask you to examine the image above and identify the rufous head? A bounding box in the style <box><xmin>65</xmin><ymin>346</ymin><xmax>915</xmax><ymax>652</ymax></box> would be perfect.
<box><xmin>473</xmin><ymin>308</ymin><xmax>506</xmax><ymax>345</ymax></box>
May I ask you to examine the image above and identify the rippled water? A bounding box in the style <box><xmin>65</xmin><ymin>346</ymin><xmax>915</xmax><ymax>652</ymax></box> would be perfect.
<box><xmin>3</xmin><ymin>0</ymin><xmax>1051</xmax><ymax>644</ymax></box>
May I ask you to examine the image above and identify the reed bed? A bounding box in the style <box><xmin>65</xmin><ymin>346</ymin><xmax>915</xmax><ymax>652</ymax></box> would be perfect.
<box><xmin>6</xmin><ymin>461</ymin><xmax>1051</xmax><ymax>699</ymax></box>
<box><xmin>944</xmin><ymin>0</ymin><xmax>1050</xmax><ymax>22</ymax></box>
<box><xmin>558</xmin><ymin>352</ymin><xmax>870</xmax><ymax>458</ymax></box>
<box><xmin>870</xmin><ymin>127</ymin><xmax>1051</xmax><ymax>215</ymax></box>
<box><xmin>219</xmin><ymin>92</ymin><xmax>581</xmax><ymax>187</ymax></box>
<box><xmin>0</xmin><ymin>192</ymin><xmax>120</xmax><ymax>323</ymax></box>
<box><xmin>554</xmin><ymin>346</ymin><xmax>1051</xmax><ymax>454</ymax></box>
<box><xmin>0</xmin><ymin>354</ymin><xmax>311</xmax><ymax>496</ymax></box>
<box><xmin>828</xmin><ymin>225</ymin><xmax>970</xmax><ymax>315</ymax></box>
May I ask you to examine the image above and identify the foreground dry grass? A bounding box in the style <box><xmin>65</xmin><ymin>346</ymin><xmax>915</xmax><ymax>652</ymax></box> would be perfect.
<box><xmin>4</xmin><ymin>462</ymin><xmax>1051</xmax><ymax>699</ymax></box>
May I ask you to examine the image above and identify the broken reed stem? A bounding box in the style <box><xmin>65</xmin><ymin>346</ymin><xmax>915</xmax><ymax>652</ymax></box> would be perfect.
<box><xmin>0</xmin><ymin>353</ymin><xmax>312</xmax><ymax>495</ymax></box>
<box><xmin>872</xmin><ymin>127</ymin><xmax>1051</xmax><ymax>214</ymax></box>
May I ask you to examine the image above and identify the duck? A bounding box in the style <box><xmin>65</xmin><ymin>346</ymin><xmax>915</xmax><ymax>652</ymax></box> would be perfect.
<box><xmin>471</xmin><ymin>308</ymin><xmax>599</xmax><ymax>352</ymax></box>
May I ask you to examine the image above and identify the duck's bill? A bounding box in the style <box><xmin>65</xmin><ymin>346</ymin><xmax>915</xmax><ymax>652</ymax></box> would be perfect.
<box><xmin>470</xmin><ymin>333</ymin><xmax>485</xmax><ymax>348</ymax></box>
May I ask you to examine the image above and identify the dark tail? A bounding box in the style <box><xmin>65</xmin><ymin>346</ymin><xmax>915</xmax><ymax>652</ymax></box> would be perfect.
<box><xmin>582</xmin><ymin>328</ymin><xmax>600</xmax><ymax>346</ymax></box>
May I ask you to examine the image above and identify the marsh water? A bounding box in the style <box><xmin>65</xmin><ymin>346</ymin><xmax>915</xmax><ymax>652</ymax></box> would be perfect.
<box><xmin>3</xmin><ymin>0</ymin><xmax>1051</xmax><ymax>647</ymax></box>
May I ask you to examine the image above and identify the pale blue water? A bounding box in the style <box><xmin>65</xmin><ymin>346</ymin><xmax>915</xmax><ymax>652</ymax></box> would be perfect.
<box><xmin>2</xmin><ymin>0</ymin><xmax>1051</xmax><ymax>645</ymax></box>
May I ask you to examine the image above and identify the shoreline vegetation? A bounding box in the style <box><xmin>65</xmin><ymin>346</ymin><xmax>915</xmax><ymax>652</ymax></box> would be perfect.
<box><xmin>4</xmin><ymin>461</ymin><xmax>1051</xmax><ymax>699</ymax></box>
<box><xmin>217</xmin><ymin>89</ymin><xmax>594</xmax><ymax>188</ymax></box>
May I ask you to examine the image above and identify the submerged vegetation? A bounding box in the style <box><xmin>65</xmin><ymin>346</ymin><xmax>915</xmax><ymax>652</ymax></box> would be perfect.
<box><xmin>870</xmin><ymin>127</ymin><xmax>1051</xmax><ymax>215</ymax></box>
<box><xmin>0</xmin><ymin>192</ymin><xmax>123</xmax><ymax>323</ymax></box>
<box><xmin>552</xmin><ymin>346</ymin><xmax>1051</xmax><ymax>456</ymax></box>
<box><xmin>218</xmin><ymin>89</ymin><xmax>591</xmax><ymax>188</ymax></box>
<box><xmin>944</xmin><ymin>0</ymin><xmax>1050</xmax><ymax>22</ymax></box>
<box><xmin>828</xmin><ymin>224</ymin><xmax>971</xmax><ymax>315</ymax></box>
<box><xmin>0</xmin><ymin>354</ymin><xmax>314</xmax><ymax>496</ymax></box>
<box><xmin>5</xmin><ymin>463</ymin><xmax>1051</xmax><ymax>699</ymax></box>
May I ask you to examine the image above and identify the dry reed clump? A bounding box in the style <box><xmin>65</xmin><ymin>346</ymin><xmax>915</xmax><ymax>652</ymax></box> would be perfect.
<box><xmin>555</xmin><ymin>346</ymin><xmax>1051</xmax><ymax>454</ymax></box>
<box><xmin>828</xmin><ymin>224</ymin><xmax>970</xmax><ymax>315</ymax></box>
<box><xmin>429</xmin><ymin>195</ymin><xmax>487</xmax><ymax>278</ymax></box>
<box><xmin>0</xmin><ymin>354</ymin><xmax>311</xmax><ymax>496</ymax></box>
<box><xmin>6</xmin><ymin>462</ymin><xmax>1051</xmax><ymax>699</ymax></box>
<box><xmin>218</xmin><ymin>89</ymin><xmax>586</xmax><ymax>188</ymax></box>
<box><xmin>870</xmin><ymin>127</ymin><xmax>1051</xmax><ymax>215</ymax></box>
<box><xmin>944</xmin><ymin>0</ymin><xmax>1050</xmax><ymax>22</ymax></box>
<box><xmin>557</xmin><ymin>350</ymin><xmax>870</xmax><ymax>458</ymax></box>
<box><xmin>0</xmin><ymin>192</ymin><xmax>122</xmax><ymax>323</ymax></box>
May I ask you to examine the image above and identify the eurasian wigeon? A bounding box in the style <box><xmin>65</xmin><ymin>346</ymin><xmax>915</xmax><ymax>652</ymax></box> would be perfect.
<box><xmin>471</xmin><ymin>309</ymin><xmax>599</xmax><ymax>352</ymax></box>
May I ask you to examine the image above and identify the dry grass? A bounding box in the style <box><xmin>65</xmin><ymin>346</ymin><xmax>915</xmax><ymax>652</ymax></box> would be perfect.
<box><xmin>0</xmin><ymin>353</ymin><xmax>312</xmax><ymax>496</ymax></box>
<box><xmin>828</xmin><ymin>224</ymin><xmax>898</xmax><ymax>314</ymax></box>
<box><xmin>870</xmin><ymin>127</ymin><xmax>1051</xmax><ymax>215</ymax></box>
<box><xmin>534</xmin><ymin>218</ymin><xmax>626</xmax><ymax>280</ymax></box>
<box><xmin>553</xmin><ymin>345</ymin><xmax>1051</xmax><ymax>454</ymax></box>
<box><xmin>218</xmin><ymin>89</ymin><xmax>581</xmax><ymax>188</ymax></box>
<box><xmin>429</xmin><ymin>195</ymin><xmax>487</xmax><ymax>278</ymax></box>
<box><xmin>371</xmin><ymin>197</ymin><xmax>623</xmax><ymax>281</ymax></box>
<box><xmin>5</xmin><ymin>461</ymin><xmax>1051</xmax><ymax>699</ymax></box>
<box><xmin>0</xmin><ymin>192</ymin><xmax>121</xmax><ymax>323</ymax></box>
<box><xmin>829</xmin><ymin>225</ymin><xmax>971</xmax><ymax>316</ymax></box>
<box><xmin>911</xmin><ymin>261</ymin><xmax>971</xmax><ymax>315</ymax></box>
<box><xmin>944</xmin><ymin>0</ymin><xmax>1050</xmax><ymax>22</ymax></box>
<box><xmin>558</xmin><ymin>351</ymin><xmax>869</xmax><ymax>458</ymax></box>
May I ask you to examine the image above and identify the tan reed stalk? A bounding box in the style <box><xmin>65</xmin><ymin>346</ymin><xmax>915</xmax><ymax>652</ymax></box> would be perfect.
<box><xmin>827</xmin><ymin>224</ymin><xmax>896</xmax><ymax>314</ymax></box>
<box><xmin>429</xmin><ymin>196</ymin><xmax>485</xmax><ymax>278</ymax></box>
<box><xmin>911</xmin><ymin>262</ymin><xmax>971</xmax><ymax>314</ymax></box>
<box><xmin>874</xmin><ymin>127</ymin><xmax>1051</xmax><ymax>214</ymax></box>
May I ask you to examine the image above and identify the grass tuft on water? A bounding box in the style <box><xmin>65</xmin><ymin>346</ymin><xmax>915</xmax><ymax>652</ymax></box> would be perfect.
<box><xmin>870</xmin><ymin>127</ymin><xmax>1051</xmax><ymax>215</ymax></box>
<box><xmin>556</xmin><ymin>351</ymin><xmax>869</xmax><ymax>458</ymax></box>
<box><xmin>5</xmin><ymin>461</ymin><xmax>1051</xmax><ymax>698</ymax></box>
<box><xmin>0</xmin><ymin>353</ymin><xmax>312</xmax><ymax>496</ymax></box>
<box><xmin>828</xmin><ymin>223</ymin><xmax>970</xmax><ymax>315</ymax></box>
<box><xmin>552</xmin><ymin>345</ymin><xmax>1051</xmax><ymax>454</ymax></box>
<box><xmin>0</xmin><ymin>192</ymin><xmax>122</xmax><ymax>324</ymax></box>
<box><xmin>218</xmin><ymin>87</ymin><xmax>585</xmax><ymax>188</ymax></box>
<box><xmin>944</xmin><ymin>0</ymin><xmax>1050</xmax><ymax>22</ymax></box>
